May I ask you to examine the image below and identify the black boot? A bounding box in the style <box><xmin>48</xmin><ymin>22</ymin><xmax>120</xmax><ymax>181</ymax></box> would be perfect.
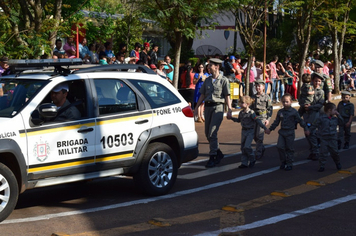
<box><xmin>335</xmin><ymin>162</ymin><xmax>342</xmax><ymax>170</ymax></box>
<box><xmin>206</xmin><ymin>156</ymin><xmax>216</xmax><ymax>168</ymax></box>
<box><xmin>343</xmin><ymin>142</ymin><xmax>349</xmax><ymax>149</ymax></box>
<box><xmin>215</xmin><ymin>149</ymin><xmax>224</xmax><ymax>164</ymax></box>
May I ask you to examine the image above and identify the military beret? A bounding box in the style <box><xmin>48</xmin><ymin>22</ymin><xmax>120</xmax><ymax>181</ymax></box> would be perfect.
<box><xmin>341</xmin><ymin>90</ymin><xmax>351</xmax><ymax>96</ymax></box>
<box><xmin>254</xmin><ymin>79</ymin><xmax>265</xmax><ymax>84</ymax></box>
<box><xmin>209</xmin><ymin>58</ymin><xmax>223</xmax><ymax>64</ymax></box>
<box><xmin>312</xmin><ymin>60</ymin><xmax>324</xmax><ymax>68</ymax></box>
<box><xmin>311</xmin><ymin>72</ymin><xmax>324</xmax><ymax>80</ymax></box>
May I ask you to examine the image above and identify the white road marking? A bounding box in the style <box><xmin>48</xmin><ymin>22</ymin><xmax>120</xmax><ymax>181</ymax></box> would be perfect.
<box><xmin>179</xmin><ymin>161</ymin><xmax>262</xmax><ymax>179</ymax></box>
<box><xmin>2</xmin><ymin>160</ymin><xmax>309</xmax><ymax>224</ymax></box>
<box><xmin>179</xmin><ymin>163</ymin><xmax>241</xmax><ymax>179</ymax></box>
<box><xmin>196</xmin><ymin>193</ymin><xmax>356</xmax><ymax>236</ymax></box>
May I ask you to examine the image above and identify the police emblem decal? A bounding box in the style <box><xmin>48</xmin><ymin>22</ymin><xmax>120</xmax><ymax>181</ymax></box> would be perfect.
<box><xmin>33</xmin><ymin>138</ymin><xmax>50</xmax><ymax>162</ymax></box>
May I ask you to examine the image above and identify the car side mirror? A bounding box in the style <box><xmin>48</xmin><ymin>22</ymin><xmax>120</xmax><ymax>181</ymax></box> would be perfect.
<box><xmin>30</xmin><ymin>110</ymin><xmax>44</xmax><ymax>125</ymax></box>
<box><xmin>38</xmin><ymin>103</ymin><xmax>58</xmax><ymax>118</ymax></box>
<box><xmin>30</xmin><ymin>103</ymin><xmax>58</xmax><ymax>125</ymax></box>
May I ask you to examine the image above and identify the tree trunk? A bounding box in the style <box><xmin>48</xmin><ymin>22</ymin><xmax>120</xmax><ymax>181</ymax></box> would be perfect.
<box><xmin>173</xmin><ymin>31</ymin><xmax>183</xmax><ymax>89</ymax></box>
<box><xmin>297</xmin><ymin>7</ymin><xmax>313</xmax><ymax>96</ymax></box>
<box><xmin>48</xmin><ymin>0</ymin><xmax>63</xmax><ymax>50</ymax></box>
<box><xmin>245</xmin><ymin>54</ymin><xmax>253</xmax><ymax>96</ymax></box>
<box><xmin>332</xmin><ymin>27</ymin><xmax>340</xmax><ymax>94</ymax></box>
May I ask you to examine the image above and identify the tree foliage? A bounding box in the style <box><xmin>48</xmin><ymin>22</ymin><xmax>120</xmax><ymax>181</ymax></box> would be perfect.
<box><xmin>135</xmin><ymin>0</ymin><xmax>220</xmax><ymax>88</ymax></box>
<box><xmin>220</xmin><ymin>0</ymin><xmax>273</xmax><ymax>95</ymax></box>
<box><xmin>316</xmin><ymin>0</ymin><xmax>356</xmax><ymax>93</ymax></box>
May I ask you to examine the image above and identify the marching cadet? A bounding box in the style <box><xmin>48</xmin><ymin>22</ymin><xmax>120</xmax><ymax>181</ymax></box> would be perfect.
<box><xmin>337</xmin><ymin>90</ymin><xmax>354</xmax><ymax>149</ymax></box>
<box><xmin>194</xmin><ymin>58</ymin><xmax>233</xmax><ymax>168</ymax></box>
<box><xmin>228</xmin><ymin>95</ymin><xmax>267</xmax><ymax>168</ymax></box>
<box><xmin>312</xmin><ymin>60</ymin><xmax>333</xmax><ymax>102</ymax></box>
<box><xmin>311</xmin><ymin>103</ymin><xmax>343</xmax><ymax>172</ymax></box>
<box><xmin>304</xmin><ymin>72</ymin><xmax>325</xmax><ymax>161</ymax></box>
<box><xmin>251</xmin><ymin>79</ymin><xmax>273</xmax><ymax>160</ymax></box>
<box><xmin>265</xmin><ymin>94</ymin><xmax>310</xmax><ymax>171</ymax></box>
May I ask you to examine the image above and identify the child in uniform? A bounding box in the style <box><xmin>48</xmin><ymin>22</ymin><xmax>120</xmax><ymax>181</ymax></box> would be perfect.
<box><xmin>311</xmin><ymin>103</ymin><xmax>343</xmax><ymax>172</ymax></box>
<box><xmin>251</xmin><ymin>79</ymin><xmax>273</xmax><ymax>160</ymax></box>
<box><xmin>229</xmin><ymin>96</ymin><xmax>267</xmax><ymax>168</ymax></box>
<box><xmin>265</xmin><ymin>93</ymin><xmax>310</xmax><ymax>171</ymax></box>
<box><xmin>337</xmin><ymin>90</ymin><xmax>354</xmax><ymax>149</ymax></box>
<box><xmin>298</xmin><ymin>73</ymin><xmax>314</xmax><ymax>116</ymax></box>
<box><xmin>304</xmin><ymin>73</ymin><xmax>325</xmax><ymax>161</ymax></box>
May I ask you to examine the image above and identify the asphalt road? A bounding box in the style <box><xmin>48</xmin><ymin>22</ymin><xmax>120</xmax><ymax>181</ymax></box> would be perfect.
<box><xmin>1</xmin><ymin>97</ymin><xmax>356</xmax><ymax>236</ymax></box>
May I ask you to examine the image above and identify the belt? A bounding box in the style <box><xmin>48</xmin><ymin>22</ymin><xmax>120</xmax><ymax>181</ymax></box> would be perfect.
<box><xmin>256</xmin><ymin>110</ymin><xmax>267</xmax><ymax>115</ymax></box>
<box><xmin>242</xmin><ymin>127</ymin><xmax>254</xmax><ymax>130</ymax></box>
<box><xmin>205</xmin><ymin>102</ymin><xmax>223</xmax><ymax>107</ymax></box>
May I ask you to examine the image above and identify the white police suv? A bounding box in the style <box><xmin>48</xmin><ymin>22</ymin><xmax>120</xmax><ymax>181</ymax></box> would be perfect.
<box><xmin>0</xmin><ymin>59</ymin><xmax>198</xmax><ymax>222</ymax></box>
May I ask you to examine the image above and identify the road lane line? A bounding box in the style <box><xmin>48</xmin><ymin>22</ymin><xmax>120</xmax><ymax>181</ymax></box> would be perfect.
<box><xmin>197</xmin><ymin>193</ymin><xmax>356</xmax><ymax>236</ymax></box>
<box><xmin>4</xmin><ymin>143</ymin><xmax>355</xmax><ymax>225</ymax></box>
<box><xmin>2</xmin><ymin>160</ymin><xmax>308</xmax><ymax>224</ymax></box>
<box><xmin>68</xmin><ymin>165</ymin><xmax>356</xmax><ymax>235</ymax></box>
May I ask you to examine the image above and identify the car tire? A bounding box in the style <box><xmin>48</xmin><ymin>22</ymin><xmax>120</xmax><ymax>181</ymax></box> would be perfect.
<box><xmin>0</xmin><ymin>163</ymin><xmax>19</xmax><ymax>223</ymax></box>
<box><xmin>134</xmin><ymin>143</ymin><xmax>178</xmax><ymax>196</ymax></box>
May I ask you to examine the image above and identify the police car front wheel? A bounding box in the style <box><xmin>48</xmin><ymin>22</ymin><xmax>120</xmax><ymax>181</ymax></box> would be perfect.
<box><xmin>134</xmin><ymin>143</ymin><xmax>178</xmax><ymax>196</ymax></box>
<box><xmin>0</xmin><ymin>163</ymin><xmax>19</xmax><ymax>223</ymax></box>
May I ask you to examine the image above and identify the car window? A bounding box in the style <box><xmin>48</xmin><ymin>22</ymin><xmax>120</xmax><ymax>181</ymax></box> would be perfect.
<box><xmin>129</xmin><ymin>79</ymin><xmax>180</xmax><ymax>109</ymax></box>
<box><xmin>0</xmin><ymin>79</ymin><xmax>48</xmax><ymax>117</ymax></box>
<box><xmin>38</xmin><ymin>80</ymin><xmax>87</xmax><ymax>122</ymax></box>
<box><xmin>94</xmin><ymin>79</ymin><xmax>137</xmax><ymax>115</ymax></box>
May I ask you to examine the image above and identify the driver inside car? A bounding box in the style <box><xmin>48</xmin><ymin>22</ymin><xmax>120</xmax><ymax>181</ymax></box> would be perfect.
<box><xmin>51</xmin><ymin>83</ymin><xmax>81</xmax><ymax>121</ymax></box>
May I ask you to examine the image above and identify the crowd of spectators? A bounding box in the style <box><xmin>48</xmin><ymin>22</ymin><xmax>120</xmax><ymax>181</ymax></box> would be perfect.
<box><xmin>176</xmin><ymin>51</ymin><xmax>356</xmax><ymax>123</ymax></box>
<box><xmin>2</xmin><ymin>35</ymin><xmax>356</xmax><ymax>119</ymax></box>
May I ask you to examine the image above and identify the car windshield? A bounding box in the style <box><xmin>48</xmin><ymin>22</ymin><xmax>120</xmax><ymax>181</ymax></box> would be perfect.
<box><xmin>0</xmin><ymin>79</ymin><xmax>48</xmax><ymax>117</ymax></box>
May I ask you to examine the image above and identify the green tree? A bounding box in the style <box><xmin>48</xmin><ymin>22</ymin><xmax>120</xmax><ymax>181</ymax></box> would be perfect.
<box><xmin>136</xmin><ymin>0</ymin><xmax>220</xmax><ymax>89</ymax></box>
<box><xmin>318</xmin><ymin>0</ymin><xmax>356</xmax><ymax>93</ymax></box>
<box><xmin>112</xmin><ymin>1</ymin><xmax>145</xmax><ymax>54</ymax></box>
<box><xmin>221</xmin><ymin>0</ymin><xmax>273</xmax><ymax>96</ymax></box>
<box><xmin>0</xmin><ymin>0</ymin><xmax>90</xmax><ymax>58</ymax></box>
<box><xmin>280</xmin><ymin>0</ymin><xmax>324</xmax><ymax>94</ymax></box>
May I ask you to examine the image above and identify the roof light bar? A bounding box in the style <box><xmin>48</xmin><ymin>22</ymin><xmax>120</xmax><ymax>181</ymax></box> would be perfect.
<box><xmin>9</xmin><ymin>59</ymin><xmax>83</xmax><ymax>73</ymax></box>
<box><xmin>73</xmin><ymin>64</ymin><xmax>156</xmax><ymax>75</ymax></box>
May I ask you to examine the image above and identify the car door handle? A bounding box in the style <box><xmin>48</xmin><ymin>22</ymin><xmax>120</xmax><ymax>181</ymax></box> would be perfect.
<box><xmin>135</xmin><ymin>119</ymin><xmax>149</xmax><ymax>124</ymax></box>
<box><xmin>77</xmin><ymin>127</ymin><xmax>94</xmax><ymax>133</ymax></box>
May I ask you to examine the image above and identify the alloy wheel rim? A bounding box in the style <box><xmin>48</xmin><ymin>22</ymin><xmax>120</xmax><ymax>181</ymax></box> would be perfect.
<box><xmin>148</xmin><ymin>151</ymin><xmax>173</xmax><ymax>188</ymax></box>
<box><xmin>0</xmin><ymin>174</ymin><xmax>10</xmax><ymax>212</ymax></box>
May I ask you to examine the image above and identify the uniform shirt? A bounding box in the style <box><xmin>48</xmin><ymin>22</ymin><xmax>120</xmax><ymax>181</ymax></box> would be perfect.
<box><xmin>308</xmin><ymin>87</ymin><xmax>324</xmax><ymax>112</ymax></box>
<box><xmin>231</xmin><ymin>109</ymin><xmax>266</xmax><ymax>130</ymax></box>
<box><xmin>321</xmin><ymin>75</ymin><xmax>332</xmax><ymax>99</ymax></box>
<box><xmin>337</xmin><ymin>101</ymin><xmax>354</xmax><ymax>119</ymax></box>
<box><xmin>55</xmin><ymin>100</ymin><xmax>81</xmax><ymax>121</ymax></box>
<box><xmin>298</xmin><ymin>83</ymin><xmax>314</xmax><ymax>105</ymax></box>
<box><xmin>311</xmin><ymin>113</ymin><xmax>343</xmax><ymax>137</ymax></box>
<box><xmin>199</xmin><ymin>74</ymin><xmax>230</xmax><ymax>103</ymax></box>
<box><xmin>269</xmin><ymin>107</ymin><xmax>308</xmax><ymax>131</ymax></box>
<box><xmin>251</xmin><ymin>93</ymin><xmax>273</xmax><ymax>119</ymax></box>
